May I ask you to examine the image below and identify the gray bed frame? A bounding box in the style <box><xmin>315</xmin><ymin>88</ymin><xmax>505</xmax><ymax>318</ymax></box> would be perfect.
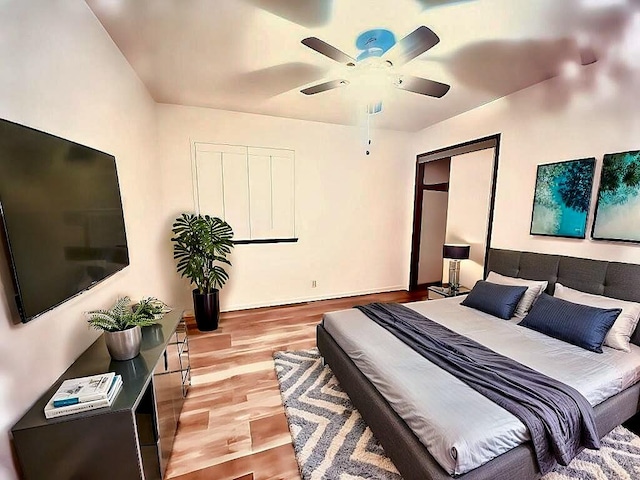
<box><xmin>316</xmin><ymin>248</ymin><xmax>640</xmax><ymax>480</ymax></box>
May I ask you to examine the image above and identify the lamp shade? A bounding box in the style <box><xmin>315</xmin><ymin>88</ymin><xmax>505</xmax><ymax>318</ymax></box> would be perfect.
<box><xmin>443</xmin><ymin>244</ymin><xmax>470</xmax><ymax>260</ymax></box>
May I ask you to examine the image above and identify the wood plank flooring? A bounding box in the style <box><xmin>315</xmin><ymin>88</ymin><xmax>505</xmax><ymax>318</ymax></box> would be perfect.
<box><xmin>165</xmin><ymin>289</ymin><xmax>428</xmax><ymax>480</ymax></box>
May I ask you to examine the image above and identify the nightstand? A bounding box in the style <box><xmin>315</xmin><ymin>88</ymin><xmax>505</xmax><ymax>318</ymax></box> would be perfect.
<box><xmin>427</xmin><ymin>285</ymin><xmax>471</xmax><ymax>300</ymax></box>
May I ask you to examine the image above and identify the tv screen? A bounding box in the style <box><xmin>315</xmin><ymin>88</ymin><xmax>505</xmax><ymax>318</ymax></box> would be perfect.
<box><xmin>0</xmin><ymin>118</ymin><xmax>129</xmax><ymax>322</ymax></box>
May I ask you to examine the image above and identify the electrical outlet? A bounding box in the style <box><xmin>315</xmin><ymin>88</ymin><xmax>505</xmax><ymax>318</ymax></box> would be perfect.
<box><xmin>312</xmin><ymin>280</ymin><xmax>317</xmax><ymax>288</ymax></box>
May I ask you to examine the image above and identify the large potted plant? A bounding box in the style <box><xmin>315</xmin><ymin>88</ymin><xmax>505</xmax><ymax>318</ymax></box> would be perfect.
<box><xmin>171</xmin><ymin>213</ymin><xmax>234</xmax><ymax>331</ymax></box>
<box><xmin>87</xmin><ymin>296</ymin><xmax>161</xmax><ymax>361</ymax></box>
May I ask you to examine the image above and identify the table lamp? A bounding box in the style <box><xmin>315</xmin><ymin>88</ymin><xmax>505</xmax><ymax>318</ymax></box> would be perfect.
<box><xmin>443</xmin><ymin>244</ymin><xmax>470</xmax><ymax>291</ymax></box>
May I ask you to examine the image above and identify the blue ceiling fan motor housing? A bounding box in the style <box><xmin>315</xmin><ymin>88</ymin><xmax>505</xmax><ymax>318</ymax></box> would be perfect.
<box><xmin>355</xmin><ymin>29</ymin><xmax>396</xmax><ymax>62</ymax></box>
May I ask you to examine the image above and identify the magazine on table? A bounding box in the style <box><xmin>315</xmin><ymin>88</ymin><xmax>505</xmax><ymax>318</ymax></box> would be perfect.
<box><xmin>44</xmin><ymin>374</ymin><xmax>122</xmax><ymax>419</ymax></box>
<box><xmin>50</xmin><ymin>372</ymin><xmax>116</xmax><ymax>407</ymax></box>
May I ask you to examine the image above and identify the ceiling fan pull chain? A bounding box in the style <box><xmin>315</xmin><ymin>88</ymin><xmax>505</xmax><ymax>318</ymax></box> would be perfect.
<box><xmin>366</xmin><ymin>109</ymin><xmax>371</xmax><ymax>155</ymax></box>
<box><xmin>366</xmin><ymin>109</ymin><xmax>371</xmax><ymax>156</ymax></box>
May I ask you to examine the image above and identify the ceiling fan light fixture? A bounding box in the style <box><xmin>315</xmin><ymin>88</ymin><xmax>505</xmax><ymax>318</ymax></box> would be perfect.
<box><xmin>357</xmin><ymin>47</ymin><xmax>385</xmax><ymax>62</ymax></box>
<box><xmin>351</xmin><ymin>68</ymin><xmax>394</xmax><ymax>106</ymax></box>
<box><xmin>299</xmin><ymin>25</ymin><xmax>450</xmax><ymax>100</ymax></box>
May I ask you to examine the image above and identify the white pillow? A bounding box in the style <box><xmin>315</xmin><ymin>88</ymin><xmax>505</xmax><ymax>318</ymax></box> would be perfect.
<box><xmin>485</xmin><ymin>271</ymin><xmax>548</xmax><ymax>317</ymax></box>
<box><xmin>554</xmin><ymin>283</ymin><xmax>640</xmax><ymax>353</ymax></box>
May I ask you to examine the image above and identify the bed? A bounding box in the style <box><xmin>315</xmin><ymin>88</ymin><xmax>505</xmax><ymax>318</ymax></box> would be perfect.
<box><xmin>316</xmin><ymin>248</ymin><xmax>640</xmax><ymax>480</ymax></box>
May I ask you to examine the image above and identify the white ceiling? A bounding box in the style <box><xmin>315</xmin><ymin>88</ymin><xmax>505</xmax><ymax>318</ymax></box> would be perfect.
<box><xmin>85</xmin><ymin>0</ymin><xmax>640</xmax><ymax>132</ymax></box>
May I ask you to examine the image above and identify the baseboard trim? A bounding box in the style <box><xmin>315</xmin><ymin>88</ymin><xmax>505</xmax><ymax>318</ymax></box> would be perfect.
<box><xmin>221</xmin><ymin>285</ymin><xmax>407</xmax><ymax>313</ymax></box>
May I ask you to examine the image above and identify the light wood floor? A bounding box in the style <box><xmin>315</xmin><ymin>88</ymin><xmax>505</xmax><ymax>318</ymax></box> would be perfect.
<box><xmin>165</xmin><ymin>289</ymin><xmax>428</xmax><ymax>480</ymax></box>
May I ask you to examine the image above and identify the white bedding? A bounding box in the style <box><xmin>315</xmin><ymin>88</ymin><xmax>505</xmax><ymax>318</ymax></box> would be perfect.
<box><xmin>322</xmin><ymin>296</ymin><xmax>640</xmax><ymax>475</ymax></box>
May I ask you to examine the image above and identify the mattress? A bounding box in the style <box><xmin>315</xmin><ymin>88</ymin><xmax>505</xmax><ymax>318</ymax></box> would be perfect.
<box><xmin>322</xmin><ymin>296</ymin><xmax>640</xmax><ymax>475</ymax></box>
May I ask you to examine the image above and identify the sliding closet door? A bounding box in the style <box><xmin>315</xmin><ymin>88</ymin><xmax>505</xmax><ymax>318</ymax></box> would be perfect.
<box><xmin>445</xmin><ymin>149</ymin><xmax>494</xmax><ymax>288</ymax></box>
<box><xmin>410</xmin><ymin>134</ymin><xmax>500</xmax><ymax>291</ymax></box>
<box><xmin>418</xmin><ymin>190</ymin><xmax>449</xmax><ymax>284</ymax></box>
<box><xmin>416</xmin><ymin>158</ymin><xmax>450</xmax><ymax>286</ymax></box>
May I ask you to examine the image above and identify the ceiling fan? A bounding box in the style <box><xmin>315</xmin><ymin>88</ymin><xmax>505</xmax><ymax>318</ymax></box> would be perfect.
<box><xmin>300</xmin><ymin>26</ymin><xmax>450</xmax><ymax>101</ymax></box>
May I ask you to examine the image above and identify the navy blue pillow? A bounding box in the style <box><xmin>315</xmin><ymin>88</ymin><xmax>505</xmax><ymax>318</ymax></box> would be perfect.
<box><xmin>461</xmin><ymin>280</ymin><xmax>527</xmax><ymax>319</ymax></box>
<box><xmin>519</xmin><ymin>294</ymin><xmax>621</xmax><ymax>353</ymax></box>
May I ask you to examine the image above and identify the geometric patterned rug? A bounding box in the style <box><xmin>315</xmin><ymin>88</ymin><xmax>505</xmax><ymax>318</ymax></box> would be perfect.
<box><xmin>274</xmin><ymin>349</ymin><xmax>640</xmax><ymax>480</ymax></box>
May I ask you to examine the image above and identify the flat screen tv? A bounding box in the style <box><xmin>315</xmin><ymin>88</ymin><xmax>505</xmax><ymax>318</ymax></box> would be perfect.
<box><xmin>0</xmin><ymin>118</ymin><xmax>129</xmax><ymax>322</ymax></box>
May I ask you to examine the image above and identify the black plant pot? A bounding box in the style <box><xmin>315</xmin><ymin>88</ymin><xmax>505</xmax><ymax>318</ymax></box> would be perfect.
<box><xmin>193</xmin><ymin>289</ymin><xmax>220</xmax><ymax>331</ymax></box>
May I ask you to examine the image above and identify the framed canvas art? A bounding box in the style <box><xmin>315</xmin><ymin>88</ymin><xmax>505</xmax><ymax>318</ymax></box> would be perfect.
<box><xmin>592</xmin><ymin>150</ymin><xmax>640</xmax><ymax>243</ymax></box>
<box><xmin>530</xmin><ymin>158</ymin><xmax>596</xmax><ymax>238</ymax></box>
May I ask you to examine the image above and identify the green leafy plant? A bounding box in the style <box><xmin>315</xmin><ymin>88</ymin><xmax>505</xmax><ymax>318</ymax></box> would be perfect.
<box><xmin>87</xmin><ymin>296</ymin><xmax>159</xmax><ymax>332</ymax></box>
<box><xmin>171</xmin><ymin>213</ymin><xmax>234</xmax><ymax>294</ymax></box>
<box><xmin>135</xmin><ymin>296</ymin><xmax>171</xmax><ymax>320</ymax></box>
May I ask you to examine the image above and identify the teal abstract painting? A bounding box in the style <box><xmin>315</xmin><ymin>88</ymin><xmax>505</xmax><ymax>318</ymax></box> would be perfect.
<box><xmin>530</xmin><ymin>158</ymin><xmax>595</xmax><ymax>238</ymax></box>
<box><xmin>592</xmin><ymin>150</ymin><xmax>640</xmax><ymax>243</ymax></box>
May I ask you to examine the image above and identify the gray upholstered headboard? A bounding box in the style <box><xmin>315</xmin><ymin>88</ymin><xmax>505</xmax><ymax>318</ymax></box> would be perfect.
<box><xmin>486</xmin><ymin>248</ymin><xmax>640</xmax><ymax>346</ymax></box>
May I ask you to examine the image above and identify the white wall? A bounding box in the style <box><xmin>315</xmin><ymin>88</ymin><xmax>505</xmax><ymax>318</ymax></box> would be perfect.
<box><xmin>413</xmin><ymin>63</ymin><xmax>640</xmax><ymax>265</ymax></box>
<box><xmin>446</xmin><ymin>149</ymin><xmax>494</xmax><ymax>288</ymax></box>
<box><xmin>156</xmin><ymin>105</ymin><xmax>415</xmax><ymax>311</ymax></box>
<box><xmin>0</xmin><ymin>2</ymin><xmax>165</xmax><ymax>478</ymax></box>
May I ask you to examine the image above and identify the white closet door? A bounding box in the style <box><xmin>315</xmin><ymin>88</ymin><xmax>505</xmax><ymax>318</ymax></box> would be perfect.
<box><xmin>248</xmin><ymin>154</ymin><xmax>272</xmax><ymax>239</ymax></box>
<box><xmin>193</xmin><ymin>148</ymin><xmax>224</xmax><ymax>216</ymax></box>
<box><xmin>221</xmin><ymin>152</ymin><xmax>251</xmax><ymax>240</ymax></box>
<box><xmin>193</xmin><ymin>143</ymin><xmax>295</xmax><ymax>241</ymax></box>
<box><xmin>271</xmin><ymin>154</ymin><xmax>295</xmax><ymax>239</ymax></box>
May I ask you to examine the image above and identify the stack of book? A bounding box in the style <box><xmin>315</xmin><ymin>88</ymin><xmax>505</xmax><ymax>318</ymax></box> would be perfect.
<box><xmin>44</xmin><ymin>372</ymin><xmax>122</xmax><ymax>419</ymax></box>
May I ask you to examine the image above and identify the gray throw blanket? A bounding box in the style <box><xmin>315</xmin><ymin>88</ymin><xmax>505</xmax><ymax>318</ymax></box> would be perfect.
<box><xmin>355</xmin><ymin>302</ymin><xmax>600</xmax><ymax>475</ymax></box>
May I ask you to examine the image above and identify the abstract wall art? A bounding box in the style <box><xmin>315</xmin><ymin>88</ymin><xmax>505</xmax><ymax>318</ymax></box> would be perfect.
<box><xmin>592</xmin><ymin>150</ymin><xmax>640</xmax><ymax>243</ymax></box>
<box><xmin>530</xmin><ymin>158</ymin><xmax>596</xmax><ymax>239</ymax></box>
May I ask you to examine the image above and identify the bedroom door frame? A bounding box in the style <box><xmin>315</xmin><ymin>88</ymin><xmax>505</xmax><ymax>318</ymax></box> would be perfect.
<box><xmin>409</xmin><ymin>133</ymin><xmax>501</xmax><ymax>291</ymax></box>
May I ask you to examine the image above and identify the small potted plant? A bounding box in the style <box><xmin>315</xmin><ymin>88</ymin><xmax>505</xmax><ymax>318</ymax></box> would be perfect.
<box><xmin>135</xmin><ymin>296</ymin><xmax>171</xmax><ymax>320</ymax></box>
<box><xmin>87</xmin><ymin>296</ymin><xmax>160</xmax><ymax>361</ymax></box>
<box><xmin>171</xmin><ymin>213</ymin><xmax>234</xmax><ymax>331</ymax></box>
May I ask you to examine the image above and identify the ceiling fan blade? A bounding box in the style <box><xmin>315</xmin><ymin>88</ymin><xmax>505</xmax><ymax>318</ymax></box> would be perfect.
<box><xmin>385</xmin><ymin>26</ymin><xmax>440</xmax><ymax>67</ymax></box>
<box><xmin>396</xmin><ymin>75</ymin><xmax>450</xmax><ymax>98</ymax></box>
<box><xmin>301</xmin><ymin>79</ymin><xmax>349</xmax><ymax>95</ymax></box>
<box><xmin>301</xmin><ymin>37</ymin><xmax>356</xmax><ymax>65</ymax></box>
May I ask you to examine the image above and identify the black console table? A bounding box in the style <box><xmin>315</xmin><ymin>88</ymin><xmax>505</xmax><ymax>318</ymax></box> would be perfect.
<box><xmin>11</xmin><ymin>310</ymin><xmax>190</xmax><ymax>480</ymax></box>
